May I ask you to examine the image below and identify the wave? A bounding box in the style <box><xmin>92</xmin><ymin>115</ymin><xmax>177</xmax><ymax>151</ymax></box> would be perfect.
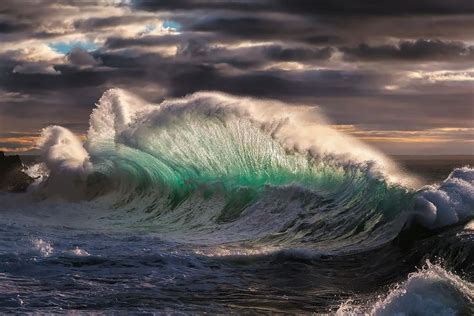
<box><xmin>337</xmin><ymin>260</ymin><xmax>474</xmax><ymax>315</ymax></box>
<box><xmin>29</xmin><ymin>89</ymin><xmax>473</xmax><ymax>249</ymax></box>
<box><xmin>414</xmin><ymin>167</ymin><xmax>474</xmax><ymax>228</ymax></box>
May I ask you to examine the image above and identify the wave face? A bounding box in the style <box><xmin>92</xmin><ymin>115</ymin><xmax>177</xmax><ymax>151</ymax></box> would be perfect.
<box><xmin>2</xmin><ymin>89</ymin><xmax>472</xmax><ymax>313</ymax></box>
<box><xmin>35</xmin><ymin>90</ymin><xmax>472</xmax><ymax>237</ymax></box>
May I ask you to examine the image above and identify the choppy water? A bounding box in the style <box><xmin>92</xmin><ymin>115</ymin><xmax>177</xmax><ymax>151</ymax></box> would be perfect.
<box><xmin>0</xmin><ymin>90</ymin><xmax>472</xmax><ymax>314</ymax></box>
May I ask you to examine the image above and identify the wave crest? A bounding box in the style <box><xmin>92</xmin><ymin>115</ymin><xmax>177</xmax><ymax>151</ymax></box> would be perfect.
<box><xmin>33</xmin><ymin>89</ymin><xmax>473</xmax><ymax>234</ymax></box>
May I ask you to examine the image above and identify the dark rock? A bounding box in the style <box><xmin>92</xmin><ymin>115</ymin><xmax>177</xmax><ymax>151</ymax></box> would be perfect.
<box><xmin>0</xmin><ymin>152</ymin><xmax>34</xmax><ymax>192</ymax></box>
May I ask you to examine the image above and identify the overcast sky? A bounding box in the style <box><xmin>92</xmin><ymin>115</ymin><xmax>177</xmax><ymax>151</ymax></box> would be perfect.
<box><xmin>0</xmin><ymin>0</ymin><xmax>473</xmax><ymax>155</ymax></box>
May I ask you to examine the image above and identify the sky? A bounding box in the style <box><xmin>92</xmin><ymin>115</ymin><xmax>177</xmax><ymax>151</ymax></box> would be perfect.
<box><xmin>0</xmin><ymin>0</ymin><xmax>473</xmax><ymax>155</ymax></box>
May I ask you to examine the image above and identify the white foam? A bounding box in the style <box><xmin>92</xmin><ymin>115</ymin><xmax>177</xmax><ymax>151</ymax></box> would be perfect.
<box><xmin>414</xmin><ymin>167</ymin><xmax>474</xmax><ymax>228</ymax></box>
<box><xmin>337</xmin><ymin>261</ymin><xmax>474</xmax><ymax>316</ymax></box>
<box><xmin>36</xmin><ymin>126</ymin><xmax>92</xmax><ymax>199</ymax></box>
<box><xmin>24</xmin><ymin>162</ymin><xmax>49</xmax><ymax>180</ymax></box>
<box><xmin>66</xmin><ymin>247</ymin><xmax>90</xmax><ymax>257</ymax></box>
<box><xmin>465</xmin><ymin>220</ymin><xmax>474</xmax><ymax>230</ymax></box>
<box><xmin>38</xmin><ymin>125</ymin><xmax>90</xmax><ymax>174</ymax></box>
<box><xmin>87</xmin><ymin>88</ymin><xmax>150</xmax><ymax>149</ymax></box>
<box><xmin>32</xmin><ymin>238</ymin><xmax>54</xmax><ymax>257</ymax></box>
<box><xmin>194</xmin><ymin>245</ymin><xmax>280</xmax><ymax>257</ymax></box>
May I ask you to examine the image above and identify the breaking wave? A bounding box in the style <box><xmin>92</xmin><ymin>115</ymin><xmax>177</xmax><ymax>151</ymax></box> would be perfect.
<box><xmin>5</xmin><ymin>88</ymin><xmax>473</xmax><ymax>313</ymax></box>
<box><xmin>32</xmin><ymin>89</ymin><xmax>472</xmax><ymax>237</ymax></box>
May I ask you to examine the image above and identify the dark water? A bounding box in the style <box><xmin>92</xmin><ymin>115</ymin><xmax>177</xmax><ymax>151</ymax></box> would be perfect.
<box><xmin>0</xmin><ymin>156</ymin><xmax>472</xmax><ymax>314</ymax></box>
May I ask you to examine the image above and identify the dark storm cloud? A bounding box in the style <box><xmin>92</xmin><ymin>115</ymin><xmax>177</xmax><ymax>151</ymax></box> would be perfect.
<box><xmin>175</xmin><ymin>40</ymin><xmax>334</xmax><ymax>67</ymax></box>
<box><xmin>191</xmin><ymin>16</ymin><xmax>288</xmax><ymax>39</ymax></box>
<box><xmin>105</xmin><ymin>34</ymin><xmax>199</xmax><ymax>49</ymax></box>
<box><xmin>131</xmin><ymin>0</ymin><xmax>474</xmax><ymax>45</ymax></box>
<box><xmin>73</xmin><ymin>16</ymin><xmax>152</xmax><ymax>31</ymax></box>
<box><xmin>0</xmin><ymin>0</ymin><xmax>69</xmax><ymax>33</ymax></box>
<box><xmin>134</xmin><ymin>0</ymin><xmax>474</xmax><ymax>15</ymax></box>
<box><xmin>164</xmin><ymin>65</ymin><xmax>385</xmax><ymax>98</ymax></box>
<box><xmin>275</xmin><ymin>0</ymin><xmax>474</xmax><ymax>15</ymax></box>
<box><xmin>262</xmin><ymin>46</ymin><xmax>334</xmax><ymax>61</ymax></box>
<box><xmin>0</xmin><ymin>68</ymin><xmax>107</xmax><ymax>93</ymax></box>
<box><xmin>178</xmin><ymin>12</ymin><xmax>474</xmax><ymax>46</ymax></box>
<box><xmin>0</xmin><ymin>20</ymin><xmax>30</xmax><ymax>33</ymax></box>
<box><xmin>342</xmin><ymin>40</ymin><xmax>474</xmax><ymax>62</ymax></box>
<box><xmin>133</xmin><ymin>0</ymin><xmax>270</xmax><ymax>12</ymax></box>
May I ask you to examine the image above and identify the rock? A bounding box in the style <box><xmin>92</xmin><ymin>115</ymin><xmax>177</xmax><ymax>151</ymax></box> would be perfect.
<box><xmin>0</xmin><ymin>152</ymin><xmax>34</xmax><ymax>192</ymax></box>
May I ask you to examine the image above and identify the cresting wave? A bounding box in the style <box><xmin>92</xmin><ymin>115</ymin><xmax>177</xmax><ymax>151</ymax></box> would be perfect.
<box><xmin>33</xmin><ymin>89</ymin><xmax>473</xmax><ymax>237</ymax></box>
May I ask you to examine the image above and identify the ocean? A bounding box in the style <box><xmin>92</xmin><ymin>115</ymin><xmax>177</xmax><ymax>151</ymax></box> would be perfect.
<box><xmin>0</xmin><ymin>89</ymin><xmax>472</xmax><ymax>314</ymax></box>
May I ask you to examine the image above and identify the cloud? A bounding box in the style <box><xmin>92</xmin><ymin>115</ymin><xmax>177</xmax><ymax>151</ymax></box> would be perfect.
<box><xmin>67</xmin><ymin>47</ymin><xmax>100</xmax><ymax>67</ymax></box>
<box><xmin>12</xmin><ymin>62</ymin><xmax>59</xmax><ymax>74</ymax></box>
<box><xmin>341</xmin><ymin>39</ymin><xmax>474</xmax><ymax>62</ymax></box>
<box><xmin>0</xmin><ymin>0</ymin><xmax>473</xmax><ymax>154</ymax></box>
<box><xmin>0</xmin><ymin>20</ymin><xmax>30</xmax><ymax>33</ymax></box>
<box><xmin>408</xmin><ymin>70</ymin><xmax>474</xmax><ymax>82</ymax></box>
<box><xmin>73</xmin><ymin>15</ymin><xmax>153</xmax><ymax>31</ymax></box>
<box><xmin>275</xmin><ymin>0</ymin><xmax>474</xmax><ymax>15</ymax></box>
<box><xmin>133</xmin><ymin>0</ymin><xmax>474</xmax><ymax>15</ymax></box>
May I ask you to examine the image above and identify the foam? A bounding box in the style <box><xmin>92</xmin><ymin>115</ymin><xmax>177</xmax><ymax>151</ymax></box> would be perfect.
<box><xmin>414</xmin><ymin>167</ymin><xmax>474</xmax><ymax>228</ymax></box>
<box><xmin>32</xmin><ymin>238</ymin><xmax>54</xmax><ymax>257</ymax></box>
<box><xmin>87</xmin><ymin>88</ymin><xmax>150</xmax><ymax>149</ymax></box>
<box><xmin>36</xmin><ymin>126</ymin><xmax>91</xmax><ymax>199</ymax></box>
<box><xmin>337</xmin><ymin>261</ymin><xmax>474</xmax><ymax>315</ymax></box>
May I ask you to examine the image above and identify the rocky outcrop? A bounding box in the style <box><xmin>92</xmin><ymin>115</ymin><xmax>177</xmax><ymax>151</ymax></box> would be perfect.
<box><xmin>0</xmin><ymin>152</ymin><xmax>34</xmax><ymax>192</ymax></box>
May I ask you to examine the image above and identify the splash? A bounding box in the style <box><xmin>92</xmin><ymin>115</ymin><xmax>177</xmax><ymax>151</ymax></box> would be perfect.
<box><xmin>337</xmin><ymin>261</ymin><xmax>474</xmax><ymax>315</ymax></box>
<box><xmin>414</xmin><ymin>167</ymin><xmax>474</xmax><ymax>228</ymax></box>
<box><xmin>36</xmin><ymin>126</ymin><xmax>92</xmax><ymax>199</ymax></box>
<box><xmin>86</xmin><ymin>89</ymin><xmax>415</xmax><ymax>186</ymax></box>
<box><xmin>32</xmin><ymin>238</ymin><xmax>54</xmax><ymax>257</ymax></box>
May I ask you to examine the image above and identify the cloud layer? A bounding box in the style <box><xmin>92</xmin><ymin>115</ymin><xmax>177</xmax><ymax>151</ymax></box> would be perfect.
<box><xmin>0</xmin><ymin>0</ymin><xmax>473</xmax><ymax>154</ymax></box>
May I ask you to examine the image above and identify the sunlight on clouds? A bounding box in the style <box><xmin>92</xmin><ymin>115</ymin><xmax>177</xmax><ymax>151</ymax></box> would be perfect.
<box><xmin>1</xmin><ymin>43</ymin><xmax>64</xmax><ymax>62</ymax></box>
<box><xmin>0</xmin><ymin>136</ymin><xmax>38</xmax><ymax>153</ymax></box>
<box><xmin>0</xmin><ymin>90</ymin><xmax>30</xmax><ymax>102</ymax></box>
<box><xmin>332</xmin><ymin>125</ymin><xmax>474</xmax><ymax>144</ymax></box>
<box><xmin>0</xmin><ymin>134</ymin><xmax>87</xmax><ymax>153</ymax></box>
<box><xmin>261</xmin><ymin>61</ymin><xmax>307</xmax><ymax>71</ymax></box>
<box><xmin>407</xmin><ymin>70</ymin><xmax>474</xmax><ymax>82</ymax></box>
<box><xmin>221</xmin><ymin>41</ymin><xmax>277</xmax><ymax>49</ymax></box>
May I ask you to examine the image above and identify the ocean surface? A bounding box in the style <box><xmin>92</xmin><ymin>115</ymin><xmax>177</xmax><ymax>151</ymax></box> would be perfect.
<box><xmin>0</xmin><ymin>89</ymin><xmax>472</xmax><ymax>314</ymax></box>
